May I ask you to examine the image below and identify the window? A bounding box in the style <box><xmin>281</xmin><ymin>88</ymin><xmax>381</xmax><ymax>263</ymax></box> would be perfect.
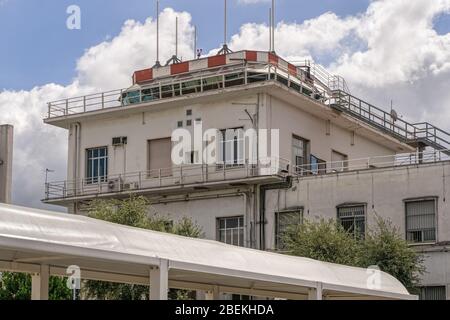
<box><xmin>217</xmin><ymin>216</ymin><xmax>244</xmax><ymax>247</ymax></box>
<box><xmin>405</xmin><ymin>199</ymin><xmax>437</xmax><ymax>243</ymax></box>
<box><xmin>310</xmin><ymin>155</ymin><xmax>326</xmax><ymax>175</ymax></box>
<box><xmin>219</xmin><ymin>128</ymin><xmax>244</xmax><ymax>166</ymax></box>
<box><xmin>419</xmin><ymin>286</ymin><xmax>446</xmax><ymax>300</ymax></box>
<box><xmin>186</xmin><ymin>120</ymin><xmax>192</xmax><ymax>127</ymax></box>
<box><xmin>337</xmin><ymin>205</ymin><xmax>366</xmax><ymax>238</ymax></box>
<box><xmin>186</xmin><ymin>109</ymin><xmax>192</xmax><ymax>116</ymax></box>
<box><xmin>292</xmin><ymin>135</ymin><xmax>309</xmax><ymax>175</ymax></box>
<box><xmin>331</xmin><ymin>150</ymin><xmax>348</xmax><ymax>172</ymax></box>
<box><xmin>86</xmin><ymin>147</ymin><xmax>108</xmax><ymax>184</ymax></box>
<box><xmin>275</xmin><ymin>209</ymin><xmax>303</xmax><ymax>250</ymax></box>
<box><xmin>177</xmin><ymin>121</ymin><xmax>183</xmax><ymax>128</ymax></box>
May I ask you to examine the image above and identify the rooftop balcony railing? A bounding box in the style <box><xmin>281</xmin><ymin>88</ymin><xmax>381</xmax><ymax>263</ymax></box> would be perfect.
<box><xmin>44</xmin><ymin>158</ymin><xmax>290</xmax><ymax>201</ymax></box>
<box><xmin>46</xmin><ymin>62</ymin><xmax>320</xmax><ymax>119</ymax></box>
<box><xmin>292</xmin><ymin>149</ymin><xmax>450</xmax><ymax>176</ymax></box>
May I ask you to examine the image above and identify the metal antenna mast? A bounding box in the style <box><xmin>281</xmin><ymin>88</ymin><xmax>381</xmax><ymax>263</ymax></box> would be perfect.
<box><xmin>271</xmin><ymin>0</ymin><xmax>275</xmax><ymax>53</ymax></box>
<box><xmin>218</xmin><ymin>0</ymin><xmax>232</xmax><ymax>55</ymax></box>
<box><xmin>269</xmin><ymin>8</ymin><xmax>272</xmax><ymax>52</ymax></box>
<box><xmin>166</xmin><ymin>16</ymin><xmax>182</xmax><ymax>65</ymax></box>
<box><xmin>153</xmin><ymin>0</ymin><xmax>161</xmax><ymax>68</ymax></box>
<box><xmin>194</xmin><ymin>25</ymin><xmax>197</xmax><ymax>60</ymax></box>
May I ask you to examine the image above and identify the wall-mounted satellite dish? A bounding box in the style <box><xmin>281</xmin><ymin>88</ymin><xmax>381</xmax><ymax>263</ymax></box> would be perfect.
<box><xmin>390</xmin><ymin>109</ymin><xmax>398</xmax><ymax>122</ymax></box>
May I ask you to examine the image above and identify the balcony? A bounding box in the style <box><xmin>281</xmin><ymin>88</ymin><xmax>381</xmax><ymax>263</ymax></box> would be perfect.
<box><xmin>291</xmin><ymin>149</ymin><xmax>450</xmax><ymax>177</ymax></box>
<box><xmin>43</xmin><ymin>159</ymin><xmax>290</xmax><ymax>203</ymax></box>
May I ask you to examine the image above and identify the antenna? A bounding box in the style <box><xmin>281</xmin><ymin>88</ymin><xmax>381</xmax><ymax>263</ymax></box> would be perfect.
<box><xmin>269</xmin><ymin>8</ymin><xmax>272</xmax><ymax>52</ymax></box>
<box><xmin>218</xmin><ymin>0</ymin><xmax>232</xmax><ymax>55</ymax></box>
<box><xmin>271</xmin><ymin>0</ymin><xmax>275</xmax><ymax>53</ymax></box>
<box><xmin>194</xmin><ymin>25</ymin><xmax>197</xmax><ymax>60</ymax></box>
<box><xmin>166</xmin><ymin>15</ymin><xmax>182</xmax><ymax>65</ymax></box>
<box><xmin>153</xmin><ymin>0</ymin><xmax>161</xmax><ymax>68</ymax></box>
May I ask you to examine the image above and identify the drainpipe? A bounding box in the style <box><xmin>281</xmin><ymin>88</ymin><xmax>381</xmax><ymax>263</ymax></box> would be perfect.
<box><xmin>73</xmin><ymin>122</ymin><xmax>81</xmax><ymax>213</ymax></box>
<box><xmin>259</xmin><ymin>176</ymin><xmax>293</xmax><ymax>251</ymax></box>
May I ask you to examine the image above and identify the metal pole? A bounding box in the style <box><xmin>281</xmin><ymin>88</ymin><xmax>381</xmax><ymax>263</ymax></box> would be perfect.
<box><xmin>272</xmin><ymin>0</ymin><xmax>275</xmax><ymax>52</ymax></box>
<box><xmin>175</xmin><ymin>16</ymin><xmax>178</xmax><ymax>58</ymax></box>
<box><xmin>194</xmin><ymin>25</ymin><xmax>197</xmax><ymax>60</ymax></box>
<box><xmin>224</xmin><ymin>0</ymin><xmax>227</xmax><ymax>46</ymax></box>
<box><xmin>269</xmin><ymin>8</ymin><xmax>272</xmax><ymax>52</ymax></box>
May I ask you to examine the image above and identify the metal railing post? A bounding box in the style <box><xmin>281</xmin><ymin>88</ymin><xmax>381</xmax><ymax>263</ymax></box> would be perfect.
<box><xmin>65</xmin><ymin>99</ymin><xmax>69</xmax><ymax>115</ymax></box>
<box><xmin>101</xmin><ymin>93</ymin><xmax>105</xmax><ymax>109</ymax></box>
<box><xmin>159</xmin><ymin>169</ymin><xmax>162</xmax><ymax>187</ymax></box>
<box><xmin>83</xmin><ymin>96</ymin><xmax>86</xmax><ymax>113</ymax></box>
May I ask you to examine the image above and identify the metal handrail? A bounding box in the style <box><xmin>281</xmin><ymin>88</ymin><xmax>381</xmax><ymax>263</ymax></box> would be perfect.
<box><xmin>292</xmin><ymin>149</ymin><xmax>450</xmax><ymax>176</ymax></box>
<box><xmin>44</xmin><ymin>158</ymin><xmax>291</xmax><ymax>201</ymax></box>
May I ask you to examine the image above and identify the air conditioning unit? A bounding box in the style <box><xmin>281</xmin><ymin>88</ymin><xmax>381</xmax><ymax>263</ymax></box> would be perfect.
<box><xmin>112</xmin><ymin>136</ymin><xmax>128</xmax><ymax>146</ymax></box>
<box><xmin>123</xmin><ymin>182</ymin><xmax>139</xmax><ymax>191</ymax></box>
<box><xmin>107</xmin><ymin>178</ymin><xmax>123</xmax><ymax>192</ymax></box>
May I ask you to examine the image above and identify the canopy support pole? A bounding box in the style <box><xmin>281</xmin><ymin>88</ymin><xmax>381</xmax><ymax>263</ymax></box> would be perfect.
<box><xmin>31</xmin><ymin>264</ymin><xmax>49</xmax><ymax>300</ymax></box>
<box><xmin>149</xmin><ymin>259</ymin><xmax>169</xmax><ymax>300</ymax></box>
<box><xmin>205</xmin><ymin>286</ymin><xmax>221</xmax><ymax>300</ymax></box>
<box><xmin>308</xmin><ymin>282</ymin><xmax>323</xmax><ymax>300</ymax></box>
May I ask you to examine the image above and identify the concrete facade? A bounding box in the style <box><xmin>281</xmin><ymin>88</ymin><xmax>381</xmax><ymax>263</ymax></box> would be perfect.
<box><xmin>0</xmin><ymin>125</ymin><xmax>13</xmax><ymax>204</ymax></box>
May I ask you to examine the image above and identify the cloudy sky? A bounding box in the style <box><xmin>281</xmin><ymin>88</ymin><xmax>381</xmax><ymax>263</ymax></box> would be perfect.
<box><xmin>1</xmin><ymin>0</ymin><xmax>449</xmax><ymax>210</ymax></box>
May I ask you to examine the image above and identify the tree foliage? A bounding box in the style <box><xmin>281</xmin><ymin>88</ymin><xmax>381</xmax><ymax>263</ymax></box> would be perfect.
<box><xmin>283</xmin><ymin>216</ymin><xmax>424</xmax><ymax>292</ymax></box>
<box><xmin>83</xmin><ymin>196</ymin><xmax>203</xmax><ymax>300</ymax></box>
<box><xmin>0</xmin><ymin>273</ymin><xmax>72</xmax><ymax>300</ymax></box>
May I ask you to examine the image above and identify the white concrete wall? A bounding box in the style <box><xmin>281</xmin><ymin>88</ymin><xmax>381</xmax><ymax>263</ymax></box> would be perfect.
<box><xmin>66</xmin><ymin>92</ymin><xmax>399</xmax><ymax>183</ymax></box>
<box><xmin>0</xmin><ymin>125</ymin><xmax>13</xmax><ymax>204</ymax></box>
<box><xmin>264</xmin><ymin>161</ymin><xmax>450</xmax><ymax>291</ymax></box>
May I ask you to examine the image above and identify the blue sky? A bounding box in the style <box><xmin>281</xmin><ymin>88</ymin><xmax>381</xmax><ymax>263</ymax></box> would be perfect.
<box><xmin>0</xmin><ymin>0</ymin><xmax>372</xmax><ymax>91</ymax></box>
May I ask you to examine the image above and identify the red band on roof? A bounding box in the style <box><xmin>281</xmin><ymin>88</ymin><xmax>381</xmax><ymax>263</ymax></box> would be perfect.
<box><xmin>246</xmin><ymin>51</ymin><xmax>257</xmax><ymax>62</ymax></box>
<box><xmin>288</xmin><ymin>63</ymin><xmax>297</xmax><ymax>76</ymax></box>
<box><xmin>208</xmin><ymin>55</ymin><xmax>226</xmax><ymax>68</ymax></box>
<box><xmin>171</xmin><ymin>62</ymin><xmax>189</xmax><ymax>75</ymax></box>
<box><xmin>134</xmin><ymin>69</ymin><xmax>153</xmax><ymax>84</ymax></box>
<box><xmin>268</xmin><ymin>53</ymin><xmax>279</xmax><ymax>66</ymax></box>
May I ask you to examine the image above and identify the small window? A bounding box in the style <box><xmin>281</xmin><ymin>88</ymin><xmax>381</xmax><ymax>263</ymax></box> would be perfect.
<box><xmin>310</xmin><ymin>155</ymin><xmax>326</xmax><ymax>175</ymax></box>
<box><xmin>292</xmin><ymin>135</ymin><xmax>309</xmax><ymax>175</ymax></box>
<box><xmin>275</xmin><ymin>209</ymin><xmax>303</xmax><ymax>250</ymax></box>
<box><xmin>177</xmin><ymin>121</ymin><xmax>183</xmax><ymax>128</ymax></box>
<box><xmin>405</xmin><ymin>199</ymin><xmax>437</xmax><ymax>243</ymax></box>
<box><xmin>186</xmin><ymin>120</ymin><xmax>192</xmax><ymax>127</ymax></box>
<box><xmin>86</xmin><ymin>147</ymin><xmax>108</xmax><ymax>184</ymax></box>
<box><xmin>419</xmin><ymin>286</ymin><xmax>446</xmax><ymax>300</ymax></box>
<box><xmin>186</xmin><ymin>109</ymin><xmax>192</xmax><ymax>116</ymax></box>
<box><xmin>337</xmin><ymin>205</ymin><xmax>366</xmax><ymax>238</ymax></box>
<box><xmin>331</xmin><ymin>150</ymin><xmax>348</xmax><ymax>172</ymax></box>
<box><xmin>217</xmin><ymin>216</ymin><xmax>244</xmax><ymax>247</ymax></box>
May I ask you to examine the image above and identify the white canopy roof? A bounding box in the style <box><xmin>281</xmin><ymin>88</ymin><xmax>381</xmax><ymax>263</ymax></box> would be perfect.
<box><xmin>0</xmin><ymin>204</ymin><xmax>415</xmax><ymax>300</ymax></box>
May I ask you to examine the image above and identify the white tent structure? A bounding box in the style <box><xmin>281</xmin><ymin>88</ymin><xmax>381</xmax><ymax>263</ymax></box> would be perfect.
<box><xmin>0</xmin><ymin>204</ymin><xmax>416</xmax><ymax>300</ymax></box>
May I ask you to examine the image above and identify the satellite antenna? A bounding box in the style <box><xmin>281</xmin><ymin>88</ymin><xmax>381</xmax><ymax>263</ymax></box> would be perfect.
<box><xmin>390</xmin><ymin>100</ymin><xmax>398</xmax><ymax>122</ymax></box>
<box><xmin>166</xmin><ymin>16</ymin><xmax>182</xmax><ymax>65</ymax></box>
<box><xmin>218</xmin><ymin>0</ymin><xmax>233</xmax><ymax>55</ymax></box>
<box><xmin>153</xmin><ymin>0</ymin><xmax>161</xmax><ymax>68</ymax></box>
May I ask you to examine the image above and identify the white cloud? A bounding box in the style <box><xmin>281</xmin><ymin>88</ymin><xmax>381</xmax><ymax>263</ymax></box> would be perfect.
<box><xmin>0</xmin><ymin>8</ymin><xmax>195</xmax><ymax>210</ymax></box>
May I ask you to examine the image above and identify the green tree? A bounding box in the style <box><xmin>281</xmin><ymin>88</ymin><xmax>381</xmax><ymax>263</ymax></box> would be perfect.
<box><xmin>283</xmin><ymin>217</ymin><xmax>424</xmax><ymax>292</ymax></box>
<box><xmin>283</xmin><ymin>218</ymin><xmax>362</xmax><ymax>266</ymax></box>
<box><xmin>83</xmin><ymin>196</ymin><xmax>203</xmax><ymax>300</ymax></box>
<box><xmin>0</xmin><ymin>272</ymin><xmax>72</xmax><ymax>300</ymax></box>
<box><xmin>361</xmin><ymin>217</ymin><xmax>425</xmax><ymax>292</ymax></box>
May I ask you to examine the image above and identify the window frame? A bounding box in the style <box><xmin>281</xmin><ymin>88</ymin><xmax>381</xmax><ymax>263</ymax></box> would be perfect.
<box><xmin>336</xmin><ymin>203</ymin><xmax>367</xmax><ymax>239</ymax></box>
<box><xmin>85</xmin><ymin>146</ymin><xmax>108</xmax><ymax>185</ymax></box>
<box><xmin>404</xmin><ymin>197</ymin><xmax>438</xmax><ymax>245</ymax></box>
<box><xmin>218</xmin><ymin>127</ymin><xmax>245</xmax><ymax>168</ymax></box>
<box><xmin>292</xmin><ymin>135</ymin><xmax>310</xmax><ymax>175</ymax></box>
<box><xmin>216</xmin><ymin>216</ymin><xmax>245</xmax><ymax>247</ymax></box>
<box><xmin>275</xmin><ymin>207</ymin><xmax>304</xmax><ymax>250</ymax></box>
<box><xmin>419</xmin><ymin>286</ymin><xmax>447</xmax><ymax>300</ymax></box>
